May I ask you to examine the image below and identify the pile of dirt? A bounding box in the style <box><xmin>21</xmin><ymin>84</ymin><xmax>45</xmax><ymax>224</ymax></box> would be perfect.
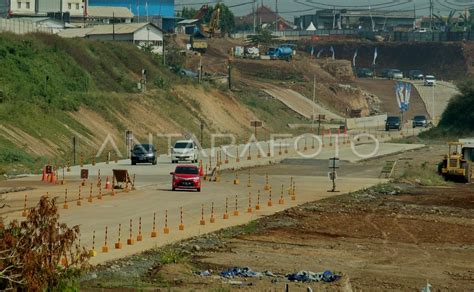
<box><xmin>318</xmin><ymin>59</ymin><xmax>355</xmax><ymax>82</ymax></box>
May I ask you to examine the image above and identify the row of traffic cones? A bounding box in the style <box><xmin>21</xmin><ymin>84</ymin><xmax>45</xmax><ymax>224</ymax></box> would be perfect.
<box><xmin>41</xmin><ymin>167</ymin><xmax>58</xmax><ymax>184</ymax></box>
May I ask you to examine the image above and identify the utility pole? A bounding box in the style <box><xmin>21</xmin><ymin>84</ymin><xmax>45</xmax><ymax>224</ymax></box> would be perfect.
<box><xmin>429</xmin><ymin>0</ymin><xmax>433</xmax><ymax>31</ymax></box>
<box><xmin>198</xmin><ymin>55</ymin><xmax>202</xmax><ymax>83</ymax></box>
<box><xmin>275</xmin><ymin>0</ymin><xmax>278</xmax><ymax>33</ymax></box>
<box><xmin>413</xmin><ymin>2</ymin><xmax>416</xmax><ymax>30</ymax></box>
<box><xmin>431</xmin><ymin>84</ymin><xmax>435</xmax><ymax>123</ymax></box>
<box><xmin>253</xmin><ymin>0</ymin><xmax>257</xmax><ymax>33</ymax></box>
<box><xmin>200</xmin><ymin>121</ymin><xmax>204</xmax><ymax>148</ymax></box>
<box><xmin>72</xmin><ymin>136</ymin><xmax>77</xmax><ymax>165</ymax></box>
<box><xmin>312</xmin><ymin>74</ymin><xmax>316</xmax><ymax>131</ymax></box>
<box><xmin>227</xmin><ymin>59</ymin><xmax>232</xmax><ymax>90</ymax></box>
<box><xmin>162</xmin><ymin>35</ymin><xmax>166</xmax><ymax>66</ymax></box>
<box><xmin>112</xmin><ymin>12</ymin><xmax>115</xmax><ymax>40</ymax></box>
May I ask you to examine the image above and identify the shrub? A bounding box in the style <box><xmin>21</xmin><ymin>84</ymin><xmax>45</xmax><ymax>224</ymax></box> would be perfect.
<box><xmin>0</xmin><ymin>196</ymin><xmax>89</xmax><ymax>290</ymax></box>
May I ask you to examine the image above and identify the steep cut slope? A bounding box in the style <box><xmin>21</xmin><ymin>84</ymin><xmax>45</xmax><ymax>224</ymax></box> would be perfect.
<box><xmin>299</xmin><ymin>41</ymin><xmax>474</xmax><ymax>81</ymax></box>
<box><xmin>0</xmin><ymin>34</ymin><xmax>303</xmax><ymax>173</ymax></box>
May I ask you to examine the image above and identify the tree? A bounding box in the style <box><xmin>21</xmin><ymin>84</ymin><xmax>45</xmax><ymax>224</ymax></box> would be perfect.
<box><xmin>459</xmin><ymin>11</ymin><xmax>473</xmax><ymax>31</ymax></box>
<box><xmin>217</xmin><ymin>4</ymin><xmax>235</xmax><ymax>35</ymax></box>
<box><xmin>179</xmin><ymin>7</ymin><xmax>198</xmax><ymax>19</ymax></box>
<box><xmin>0</xmin><ymin>196</ymin><xmax>89</xmax><ymax>290</ymax></box>
<box><xmin>433</xmin><ymin>10</ymin><xmax>457</xmax><ymax>32</ymax></box>
<box><xmin>246</xmin><ymin>28</ymin><xmax>277</xmax><ymax>46</ymax></box>
<box><xmin>439</xmin><ymin>80</ymin><xmax>474</xmax><ymax>132</ymax></box>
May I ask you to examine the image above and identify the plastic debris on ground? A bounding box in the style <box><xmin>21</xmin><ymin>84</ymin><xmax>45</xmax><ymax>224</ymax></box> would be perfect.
<box><xmin>228</xmin><ymin>280</ymin><xmax>254</xmax><ymax>286</ymax></box>
<box><xmin>195</xmin><ymin>269</ymin><xmax>212</xmax><ymax>276</ymax></box>
<box><xmin>220</xmin><ymin>267</ymin><xmax>263</xmax><ymax>278</ymax></box>
<box><xmin>286</xmin><ymin>270</ymin><xmax>341</xmax><ymax>283</ymax></box>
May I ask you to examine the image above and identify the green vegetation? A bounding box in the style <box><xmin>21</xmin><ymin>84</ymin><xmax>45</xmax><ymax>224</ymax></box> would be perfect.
<box><xmin>420</xmin><ymin>80</ymin><xmax>474</xmax><ymax>139</ymax></box>
<box><xmin>438</xmin><ymin>80</ymin><xmax>474</xmax><ymax>132</ymax></box>
<box><xmin>0</xmin><ymin>33</ymin><xmax>176</xmax><ymax>172</ymax></box>
<box><xmin>159</xmin><ymin>249</ymin><xmax>186</xmax><ymax>265</ymax></box>
<box><xmin>397</xmin><ymin>162</ymin><xmax>448</xmax><ymax>186</ymax></box>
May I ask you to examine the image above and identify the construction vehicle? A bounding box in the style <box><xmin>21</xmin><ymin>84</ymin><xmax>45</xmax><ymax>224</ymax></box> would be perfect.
<box><xmin>438</xmin><ymin>141</ymin><xmax>473</xmax><ymax>183</ymax></box>
<box><xmin>267</xmin><ymin>46</ymin><xmax>293</xmax><ymax>60</ymax></box>
<box><xmin>189</xmin><ymin>4</ymin><xmax>221</xmax><ymax>53</ymax></box>
<box><xmin>200</xmin><ymin>4</ymin><xmax>221</xmax><ymax>37</ymax></box>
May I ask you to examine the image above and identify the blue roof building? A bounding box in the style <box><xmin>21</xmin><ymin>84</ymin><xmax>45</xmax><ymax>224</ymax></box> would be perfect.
<box><xmin>89</xmin><ymin>0</ymin><xmax>174</xmax><ymax>18</ymax></box>
<box><xmin>89</xmin><ymin>0</ymin><xmax>176</xmax><ymax>31</ymax></box>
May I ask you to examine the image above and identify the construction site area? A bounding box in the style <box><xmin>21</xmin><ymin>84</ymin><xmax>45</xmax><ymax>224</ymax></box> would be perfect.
<box><xmin>0</xmin><ymin>11</ymin><xmax>474</xmax><ymax>289</ymax></box>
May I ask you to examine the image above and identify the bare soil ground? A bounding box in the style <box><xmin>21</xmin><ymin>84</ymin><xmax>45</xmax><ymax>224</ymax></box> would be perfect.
<box><xmin>192</xmin><ymin>183</ymin><xmax>474</xmax><ymax>291</ymax></box>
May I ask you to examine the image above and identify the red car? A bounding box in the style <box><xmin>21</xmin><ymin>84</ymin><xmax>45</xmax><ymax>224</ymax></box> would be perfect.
<box><xmin>170</xmin><ymin>165</ymin><xmax>201</xmax><ymax>192</ymax></box>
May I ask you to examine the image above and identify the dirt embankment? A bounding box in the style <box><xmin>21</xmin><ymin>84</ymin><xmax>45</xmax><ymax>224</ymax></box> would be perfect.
<box><xmin>230</xmin><ymin>57</ymin><xmax>373</xmax><ymax>117</ymax></box>
<box><xmin>299</xmin><ymin>41</ymin><xmax>474</xmax><ymax>81</ymax></box>
<box><xmin>176</xmin><ymin>37</ymin><xmax>374</xmax><ymax>117</ymax></box>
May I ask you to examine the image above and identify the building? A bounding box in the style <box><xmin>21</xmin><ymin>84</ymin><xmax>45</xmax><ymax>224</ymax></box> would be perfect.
<box><xmin>88</xmin><ymin>0</ymin><xmax>175</xmax><ymax>31</ymax></box>
<box><xmin>235</xmin><ymin>5</ymin><xmax>294</xmax><ymax>31</ymax></box>
<box><xmin>8</xmin><ymin>0</ymin><xmax>86</xmax><ymax>18</ymax></box>
<box><xmin>6</xmin><ymin>0</ymin><xmax>173</xmax><ymax>30</ymax></box>
<box><xmin>58</xmin><ymin>22</ymin><xmax>163</xmax><ymax>53</ymax></box>
<box><xmin>295</xmin><ymin>9</ymin><xmax>416</xmax><ymax>31</ymax></box>
<box><xmin>85</xmin><ymin>6</ymin><xmax>134</xmax><ymax>24</ymax></box>
<box><xmin>0</xmin><ymin>0</ymin><xmax>8</xmax><ymax>17</ymax></box>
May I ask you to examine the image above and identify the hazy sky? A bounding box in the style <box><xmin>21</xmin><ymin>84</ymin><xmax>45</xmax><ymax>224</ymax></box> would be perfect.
<box><xmin>174</xmin><ymin>0</ymin><xmax>474</xmax><ymax>18</ymax></box>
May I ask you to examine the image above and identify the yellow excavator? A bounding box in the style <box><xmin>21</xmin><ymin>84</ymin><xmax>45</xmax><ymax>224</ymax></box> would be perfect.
<box><xmin>200</xmin><ymin>4</ymin><xmax>221</xmax><ymax>37</ymax></box>
<box><xmin>190</xmin><ymin>4</ymin><xmax>221</xmax><ymax>52</ymax></box>
<box><xmin>438</xmin><ymin>141</ymin><xmax>473</xmax><ymax>183</ymax></box>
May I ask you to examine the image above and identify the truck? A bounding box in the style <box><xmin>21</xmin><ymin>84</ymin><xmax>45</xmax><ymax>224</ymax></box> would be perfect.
<box><xmin>190</xmin><ymin>35</ymin><xmax>208</xmax><ymax>53</ymax></box>
<box><xmin>267</xmin><ymin>46</ymin><xmax>293</xmax><ymax>61</ymax></box>
<box><xmin>438</xmin><ymin>140</ymin><xmax>474</xmax><ymax>183</ymax></box>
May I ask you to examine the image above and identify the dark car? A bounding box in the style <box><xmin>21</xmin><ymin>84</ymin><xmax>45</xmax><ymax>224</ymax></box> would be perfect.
<box><xmin>412</xmin><ymin>115</ymin><xmax>427</xmax><ymax>128</ymax></box>
<box><xmin>179</xmin><ymin>68</ymin><xmax>198</xmax><ymax>78</ymax></box>
<box><xmin>131</xmin><ymin>144</ymin><xmax>157</xmax><ymax>165</ymax></box>
<box><xmin>387</xmin><ymin>69</ymin><xmax>403</xmax><ymax>79</ymax></box>
<box><xmin>170</xmin><ymin>165</ymin><xmax>201</xmax><ymax>192</ymax></box>
<box><xmin>380</xmin><ymin>68</ymin><xmax>391</xmax><ymax>78</ymax></box>
<box><xmin>385</xmin><ymin>116</ymin><xmax>402</xmax><ymax>131</ymax></box>
<box><xmin>409</xmin><ymin>70</ymin><xmax>424</xmax><ymax>80</ymax></box>
<box><xmin>355</xmin><ymin>68</ymin><xmax>374</xmax><ymax>78</ymax></box>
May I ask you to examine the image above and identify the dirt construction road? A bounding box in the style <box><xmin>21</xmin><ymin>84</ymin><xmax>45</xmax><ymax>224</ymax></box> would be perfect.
<box><xmin>261</xmin><ymin>83</ymin><xmax>343</xmax><ymax>121</ymax></box>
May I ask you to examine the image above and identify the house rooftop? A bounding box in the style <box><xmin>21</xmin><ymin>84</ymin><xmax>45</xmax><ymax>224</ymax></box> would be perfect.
<box><xmin>87</xmin><ymin>6</ymin><xmax>134</xmax><ymax>18</ymax></box>
<box><xmin>57</xmin><ymin>22</ymin><xmax>162</xmax><ymax>38</ymax></box>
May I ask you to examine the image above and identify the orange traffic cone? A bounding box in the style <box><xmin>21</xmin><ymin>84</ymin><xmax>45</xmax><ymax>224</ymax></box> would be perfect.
<box><xmin>50</xmin><ymin>171</ymin><xmax>56</xmax><ymax>184</ymax></box>
<box><xmin>105</xmin><ymin>176</ymin><xmax>111</xmax><ymax>190</ymax></box>
<box><xmin>199</xmin><ymin>161</ymin><xmax>204</xmax><ymax>177</ymax></box>
<box><xmin>41</xmin><ymin>168</ymin><xmax>47</xmax><ymax>182</ymax></box>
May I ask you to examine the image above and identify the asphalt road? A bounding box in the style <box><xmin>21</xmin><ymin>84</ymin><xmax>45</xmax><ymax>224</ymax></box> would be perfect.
<box><xmin>355</xmin><ymin>78</ymin><xmax>429</xmax><ymax>120</ymax></box>
<box><xmin>1</xmin><ymin>134</ymin><xmax>425</xmax><ymax>264</ymax></box>
<box><xmin>412</xmin><ymin>80</ymin><xmax>458</xmax><ymax>123</ymax></box>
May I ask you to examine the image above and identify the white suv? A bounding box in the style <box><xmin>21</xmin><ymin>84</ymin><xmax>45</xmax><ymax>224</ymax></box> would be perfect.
<box><xmin>171</xmin><ymin>140</ymin><xmax>199</xmax><ymax>163</ymax></box>
<box><xmin>424</xmin><ymin>75</ymin><xmax>436</xmax><ymax>86</ymax></box>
